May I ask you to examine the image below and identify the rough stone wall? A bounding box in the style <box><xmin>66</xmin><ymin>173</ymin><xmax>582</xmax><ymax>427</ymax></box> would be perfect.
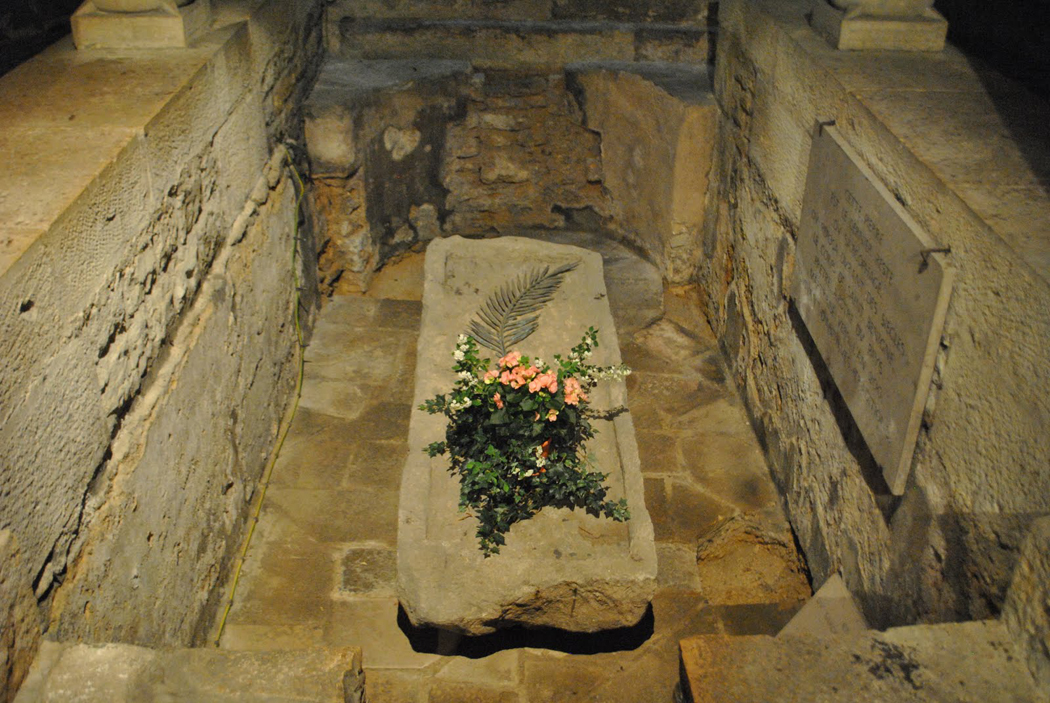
<box><xmin>700</xmin><ymin>0</ymin><xmax>1050</xmax><ymax>635</ymax></box>
<box><xmin>304</xmin><ymin>59</ymin><xmax>469</xmax><ymax>292</ymax></box>
<box><xmin>0</xmin><ymin>0</ymin><xmax>325</xmax><ymax>698</ymax></box>
<box><xmin>305</xmin><ymin>61</ymin><xmax>721</xmax><ymax>288</ymax></box>
<box><xmin>570</xmin><ymin>66</ymin><xmax>717</xmax><ymax>283</ymax></box>
<box><xmin>442</xmin><ymin>70</ymin><xmax>607</xmax><ymax>235</ymax></box>
<box><xmin>1003</xmin><ymin>516</ymin><xmax>1050</xmax><ymax>690</ymax></box>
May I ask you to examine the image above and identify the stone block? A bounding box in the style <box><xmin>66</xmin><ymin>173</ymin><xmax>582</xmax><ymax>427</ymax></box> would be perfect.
<box><xmin>71</xmin><ymin>0</ymin><xmax>213</xmax><ymax>50</ymax></box>
<box><xmin>695</xmin><ymin>509</ymin><xmax>811</xmax><ymax>606</ymax></box>
<box><xmin>398</xmin><ymin>236</ymin><xmax>657</xmax><ymax>635</ymax></box>
<box><xmin>680</xmin><ymin>621</ymin><xmax>1043</xmax><ymax>703</ymax></box>
<box><xmin>809</xmin><ymin>0</ymin><xmax>947</xmax><ymax>51</ymax></box>
<box><xmin>13</xmin><ymin>643</ymin><xmax>364</xmax><ymax>703</ymax></box>
<box><xmin>335</xmin><ymin>17</ymin><xmax>708</xmax><ymax>66</ymax></box>
<box><xmin>567</xmin><ymin>63</ymin><xmax>716</xmax><ymax>280</ymax></box>
<box><xmin>778</xmin><ymin>573</ymin><xmax>868</xmax><ymax>638</ymax></box>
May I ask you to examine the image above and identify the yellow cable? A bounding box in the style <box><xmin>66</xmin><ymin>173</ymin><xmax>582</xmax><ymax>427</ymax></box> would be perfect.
<box><xmin>213</xmin><ymin>150</ymin><xmax>307</xmax><ymax>646</ymax></box>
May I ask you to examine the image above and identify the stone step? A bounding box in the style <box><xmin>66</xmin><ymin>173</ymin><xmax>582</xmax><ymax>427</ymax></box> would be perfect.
<box><xmin>679</xmin><ymin>620</ymin><xmax>1046</xmax><ymax>703</ymax></box>
<box><xmin>334</xmin><ymin>17</ymin><xmax>711</xmax><ymax>67</ymax></box>
<box><xmin>328</xmin><ymin>0</ymin><xmax>712</xmax><ymax>24</ymax></box>
<box><xmin>14</xmin><ymin>642</ymin><xmax>364</xmax><ymax>703</ymax></box>
<box><xmin>777</xmin><ymin>573</ymin><xmax>868</xmax><ymax>639</ymax></box>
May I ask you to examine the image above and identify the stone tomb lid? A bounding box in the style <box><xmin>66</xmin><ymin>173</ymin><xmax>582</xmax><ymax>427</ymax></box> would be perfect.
<box><xmin>397</xmin><ymin>236</ymin><xmax>657</xmax><ymax>636</ymax></box>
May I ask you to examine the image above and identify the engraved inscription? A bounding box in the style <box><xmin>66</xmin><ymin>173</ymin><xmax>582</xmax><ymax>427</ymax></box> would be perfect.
<box><xmin>792</xmin><ymin>126</ymin><xmax>953</xmax><ymax>495</ymax></box>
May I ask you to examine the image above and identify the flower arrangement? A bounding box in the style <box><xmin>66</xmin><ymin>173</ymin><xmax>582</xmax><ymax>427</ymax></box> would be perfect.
<box><xmin>421</xmin><ymin>328</ymin><xmax>631</xmax><ymax>555</ymax></box>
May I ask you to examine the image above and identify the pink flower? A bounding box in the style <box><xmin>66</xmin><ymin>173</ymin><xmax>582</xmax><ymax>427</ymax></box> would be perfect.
<box><xmin>528</xmin><ymin>371</ymin><xmax>558</xmax><ymax>394</ymax></box>
<box><xmin>500</xmin><ymin>370</ymin><xmax>513</xmax><ymax>385</ymax></box>
<box><xmin>563</xmin><ymin>377</ymin><xmax>588</xmax><ymax>406</ymax></box>
<box><xmin>546</xmin><ymin>409</ymin><xmax>558</xmax><ymax>422</ymax></box>
<box><xmin>498</xmin><ymin>351</ymin><xmax>522</xmax><ymax>369</ymax></box>
<box><xmin>483</xmin><ymin>369</ymin><xmax>499</xmax><ymax>383</ymax></box>
<box><xmin>493</xmin><ymin>393</ymin><xmax>503</xmax><ymax>409</ymax></box>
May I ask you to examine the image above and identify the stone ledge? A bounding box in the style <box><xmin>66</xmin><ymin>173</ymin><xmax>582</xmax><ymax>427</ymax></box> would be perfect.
<box><xmin>679</xmin><ymin>621</ymin><xmax>1044</xmax><ymax>702</ymax></box>
<box><xmin>336</xmin><ymin>17</ymin><xmax>710</xmax><ymax>66</ymax></box>
<box><xmin>733</xmin><ymin>0</ymin><xmax>1050</xmax><ymax>284</ymax></box>
<box><xmin>0</xmin><ymin>0</ymin><xmax>311</xmax><ymax>282</ymax></box>
<box><xmin>13</xmin><ymin>642</ymin><xmax>364</xmax><ymax>703</ymax></box>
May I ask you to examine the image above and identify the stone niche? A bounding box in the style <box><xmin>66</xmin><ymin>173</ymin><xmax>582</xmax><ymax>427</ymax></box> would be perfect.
<box><xmin>304</xmin><ymin>58</ymin><xmax>718</xmax><ymax>292</ymax></box>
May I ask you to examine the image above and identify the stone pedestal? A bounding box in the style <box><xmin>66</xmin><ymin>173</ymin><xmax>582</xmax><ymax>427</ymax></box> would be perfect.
<box><xmin>810</xmin><ymin>0</ymin><xmax>948</xmax><ymax>51</ymax></box>
<box><xmin>71</xmin><ymin>0</ymin><xmax>212</xmax><ymax>49</ymax></box>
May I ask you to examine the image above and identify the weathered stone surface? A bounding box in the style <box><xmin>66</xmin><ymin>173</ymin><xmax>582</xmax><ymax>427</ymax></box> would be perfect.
<box><xmin>1003</xmin><ymin>516</ymin><xmax>1050</xmax><ymax>690</ymax></box>
<box><xmin>71</xmin><ymin>0</ymin><xmax>213</xmax><ymax>49</ymax></box>
<box><xmin>334</xmin><ymin>17</ymin><xmax>709</xmax><ymax>67</ymax></box>
<box><xmin>304</xmin><ymin>58</ymin><xmax>471</xmax><ymax>287</ymax></box>
<box><xmin>398</xmin><ymin>236</ymin><xmax>657</xmax><ymax>635</ymax></box>
<box><xmin>0</xmin><ymin>1</ymin><xmax>326</xmax><ymax>695</ymax></box>
<box><xmin>13</xmin><ymin>642</ymin><xmax>364</xmax><ymax>703</ymax></box>
<box><xmin>778</xmin><ymin>573</ymin><xmax>868</xmax><ymax>638</ymax></box>
<box><xmin>441</xmin><ymin>71</ymin><xmax>607</xmax><ymax>235</ymax></box>
<box><xmin>567</xmin><ymin>63</ymin><xmax>717</xmax><ymax>282</ymax></box>
<box><xmin>328</xmin><ymin>0</ymin><xmax>710</xmax><ymax>23</ymax></box>
<box><xmin>706</xmin><ymin>0</ymin><xmax>1050</xmax><ymax>632</ymax></box>
<box><xmin>511</xmin><ymin>229</ymin><xmax>665</xmax><ymax>335</ymax></box>
<box><xmin>340</xmin><ymin>546</ymin><xmax>398</xmax><ymax>598</ymax></box>
<box><xmin>695</xmin><ymin>509</ymin><xmax>811</xmax><ymax>607</ymax></box>
<box><xmin>810</xmin><ymin>0</ymin><xmax>948</xmax><ymax>51</ymax></box>
<box><xmin>680</xmin><ymin>621</ymin><xmax>1044</xmax><ymax>703</ymax></box>
<box><xmin>0</xmin><ymin>533</ymin><xmax>41</xmax><ymax>703</ymax></box>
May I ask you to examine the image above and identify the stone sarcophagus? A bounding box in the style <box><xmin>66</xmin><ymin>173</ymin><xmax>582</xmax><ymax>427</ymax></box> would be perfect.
<box><xmin>397</xmin><ymin>236</ymin><xmax>657</xmax><ymax>636</ymax></box>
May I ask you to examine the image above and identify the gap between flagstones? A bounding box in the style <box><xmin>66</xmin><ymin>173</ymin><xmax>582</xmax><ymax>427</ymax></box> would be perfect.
<box><xmin>216</xmin><ymin>245</ymin><xmax>811</xmax><ymax>702</ymax></box>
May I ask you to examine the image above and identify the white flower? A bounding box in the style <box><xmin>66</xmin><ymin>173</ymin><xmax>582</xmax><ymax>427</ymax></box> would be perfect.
<box><xmin>453</xmin><ymin>349</ymin><xmax>465</xmax><ymax>361</ymax></box>
<box><xmin>457</xmin><ymin>370</ymin><xmax>474</xmax><ymax>381</ymax></box>
<box><xmin>457</xmin><ymin>334</ymin><xmax>468</xmax><ymax>345</ymax></box>
<box><xmin>523</xmin><ymin>469</ymin><xmax>534</xmax><ymax>478</ymax></box>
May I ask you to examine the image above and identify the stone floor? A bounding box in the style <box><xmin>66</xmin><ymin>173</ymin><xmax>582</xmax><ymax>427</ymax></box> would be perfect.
<box><xmin>216</xmin><ymin>245</ymin><xmax>811</xmax><ymax>702</ymax></box>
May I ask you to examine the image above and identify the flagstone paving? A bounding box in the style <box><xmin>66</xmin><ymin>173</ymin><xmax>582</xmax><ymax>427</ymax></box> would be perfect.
<box><xmin>217</xmin><ymin>244</ymin><xmax>811</xmax><ymax>702</ymax></box>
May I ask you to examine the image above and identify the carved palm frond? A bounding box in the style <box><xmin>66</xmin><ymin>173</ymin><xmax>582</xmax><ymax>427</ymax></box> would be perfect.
<box><xmin>468</xmin><ymin>261</ymin><xmax>580</xmax><ymax>356</ymax></box>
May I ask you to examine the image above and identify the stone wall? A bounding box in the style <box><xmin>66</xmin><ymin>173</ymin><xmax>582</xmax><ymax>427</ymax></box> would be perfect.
<box><xmin>0</xmin><ymin>0</ymin><xmax>325</xmax><ymax>698</ymax></box>
<box><xmin>701</xmin><ymin>0</ymin><xmax>1050</xmax><ymax>646</ymax></box>
<box><xmin>569</xmin><ymin>64</ymin><xmax>717</xmax><ymax>282</ymax></box>
<box><xmin>305</xmin><ymin>60</ymin><xmax>719</xmax><ymax>292</ymax></box>
<box><xmin>441</xmin><ymin>70</ymin><xmax>606</xmax><ymax>235</ymax></box>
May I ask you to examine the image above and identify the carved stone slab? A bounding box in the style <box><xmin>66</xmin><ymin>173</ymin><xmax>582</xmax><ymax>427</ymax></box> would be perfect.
<box><xmin>397</xmin><ymin>236</ymin><xmax>656</xmax><ymax>635</ymax></box>
<box><xmin>792</xmin><ymin>125</ymin><xmax>953</xmax><ymax>495</ymax></box>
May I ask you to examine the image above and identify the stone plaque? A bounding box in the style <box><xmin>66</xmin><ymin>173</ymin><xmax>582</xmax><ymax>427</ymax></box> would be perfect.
<box><xmin>792</xmin><ymin>125</ymin><xmax>953</xmax><ymax>495</ymax></box>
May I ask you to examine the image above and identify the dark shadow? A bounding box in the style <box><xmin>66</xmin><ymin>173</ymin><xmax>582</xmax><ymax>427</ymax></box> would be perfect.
<box><xmin>397</xmin><ymin>603</ymin><xmax>655</xmax><ymax>658</ymax></box>
<box><xmin>932</xmin><ymin>1</ymin><xmax>1050</xmax><ymax>197</ymax></box>
<box><xmin>0</xmin><ymin>0</ymin><xmax>83</xmax><ymax>78</ymax></box>
<box><xmin>787</xmin><ymin>302</ymin><xmax>901</xmax><ymax>523</ymax></box>
<box><xmin>936</xmin><ymin>0</ymin><xmax>1050</xmax><ymax>99</ymax></box>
